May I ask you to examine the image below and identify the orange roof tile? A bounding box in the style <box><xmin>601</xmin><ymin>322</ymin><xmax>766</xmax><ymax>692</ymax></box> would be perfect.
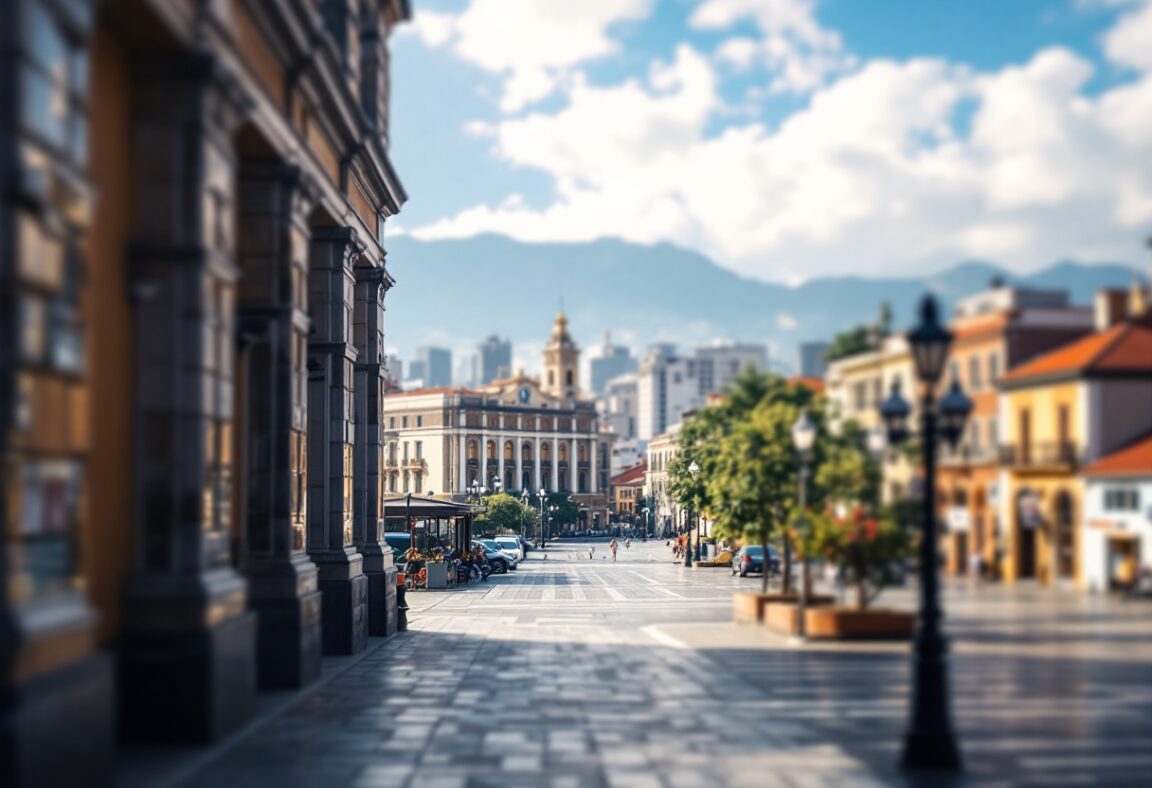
<box><xmin>610</xmin><ymin>461</ymin><xmax>648</xmax><ymax>486</ymax></box>
<box><xmin>789</xmin><ymin>376</ymin><xmax>826</xmax><ymax>394</ymax></box>
<box><xmin>1001</xmin><ymin>321</ymin><xmax>1152</xmax><ymax>384</ymax></box>
<box><xmin>1083</xmin><ymin>432</ymin><xmax>1152</xmax><ymax>477</ymax></box>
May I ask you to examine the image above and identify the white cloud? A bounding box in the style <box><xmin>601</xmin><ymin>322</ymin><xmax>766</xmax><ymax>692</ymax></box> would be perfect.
<box><xmin>776</xmin><ymin>313</ymin><xmax>799</xmax><ymax>330</ymax></box>
<box><xmin>410</xmin><ymin>5</ymin><xmax>1152</xmax><ymax>282</ymax></box>
<box><xmin>402</xmin><ymin>0</ymin><xmax>653</xmax><ymax>112</ymax></box>
<box><xmin>1103</xmin><ymin>0</ymin><xmax>1152</xmax><ymax>72</ymax></box>
<box><xmin>692</xmin><ymin>0</ymin><xmax>854</xmax><ymax>93</ymax></box>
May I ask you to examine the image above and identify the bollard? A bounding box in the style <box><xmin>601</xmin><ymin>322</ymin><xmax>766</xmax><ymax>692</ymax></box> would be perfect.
<box><xmin>396</xmin><ymin>581</ymin><xmax>409</xmax><ymax>632</ymax></box>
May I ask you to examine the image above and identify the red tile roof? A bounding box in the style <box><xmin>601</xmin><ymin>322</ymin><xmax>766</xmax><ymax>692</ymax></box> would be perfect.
<box><xmin>1002</xmin><ymin>319</ymin><xmax>1152</xmax><ymax>384</ymax></box>
<box><xmin>610</xmin><ymin>461</ymin><xmax>648</xmax><ymax>486</ymax></box>
<box><xmin>1083</xmin><ymin>432</ymin><xmax>1152</xmax><ymax>477</ymax></box>
<box><xmin>789</xmin><ymin>376</ymin><xmax>826</xmax><ymax>394</ymax></box>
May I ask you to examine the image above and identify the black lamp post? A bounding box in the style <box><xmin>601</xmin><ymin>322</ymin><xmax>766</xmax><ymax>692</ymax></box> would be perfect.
<box><xmin>520</xmin><ymin>489</ymin><xmax>530</xmax><ymax>544</ymax></box>
<box><xmin>405</xmin><ymin>491</ymin><xmax>414</xmax><ymax>551</ymax></box>
<box><xmin>537</xmin><ymin>488</ymin><xmax>547</xmax><ymax>545</ymax></box>
<box><xmin>791</xmin><ymin>408</ymin><xmax>816</xmax><ymax>639</ymax></box>
<box><xmin>684</xmin><ymin>461</ymin><xmax>700</xmax><ymax>567</ymax></box>
<box><xmin>880</xmin><ymin>294</ymin><xmax>971</xmax><ymax>773</ymax></box>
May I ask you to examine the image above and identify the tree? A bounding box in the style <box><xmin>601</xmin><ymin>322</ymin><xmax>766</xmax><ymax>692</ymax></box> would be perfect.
<box><xmin>809</xmin><ymin>506</ymin><xmax>913</xmax><ymax>609</ymax></box>
<box><xmin>475</xmin><ymin>493</ymin><xmax>533</xmax><ymax>535</ymax></box>
<box><xmin>823</xmin><ymin>302</ymin><xmax>892</xmax><ymax>363</ymax></box>
<box><xmin>545</xmin><ymin>492</ymin><xmax>579</xmax><ymax>528</ymax></box>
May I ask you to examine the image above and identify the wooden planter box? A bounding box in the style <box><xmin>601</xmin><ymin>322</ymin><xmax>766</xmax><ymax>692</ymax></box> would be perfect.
<box><xmin>426</xmin><ymin>562</ymin><xmax>453</xmax><ymax>590</ymax></box>
<box><xmin>761</xmin><ymin>597</ymin><xmax>836</xmax><ymax>633</ymax></box>
<box><xmin>733</xmin><ymin>592</ymin><xmax>832</xmax><ymax>623</ymax></box>
<box><xmin>803</xmin><ymin>607</ymin><xmax>915</xmax><ymax>640</ymax></box>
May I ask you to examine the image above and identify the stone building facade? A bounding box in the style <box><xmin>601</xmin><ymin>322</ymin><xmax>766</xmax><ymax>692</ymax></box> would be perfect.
<box><xmin>382</xmin><ymin>314</ymin><xmax>614</xmax><ymax>530</ymax></box>
<box><xmin>1</xmin><ymin>1</ymin><xmax>409</xmax><ymax>783</ymax></box>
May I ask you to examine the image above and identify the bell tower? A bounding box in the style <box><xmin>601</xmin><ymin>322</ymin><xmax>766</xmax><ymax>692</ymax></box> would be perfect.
<box><xmin>542</xmin><ymin>310</ymin><xmax>580</xmax><ymax>400</ymax></box>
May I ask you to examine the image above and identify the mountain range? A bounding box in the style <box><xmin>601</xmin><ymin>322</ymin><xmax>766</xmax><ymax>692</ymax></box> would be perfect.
<box><xmin>382</xmin><ymin>233</ymin><xmax>1145</xmax><ymax>376</ymax></box>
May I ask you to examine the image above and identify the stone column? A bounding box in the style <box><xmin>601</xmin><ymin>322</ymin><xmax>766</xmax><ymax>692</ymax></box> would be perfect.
<box><xmin>571</xmin><ymin>438</ymin><xmax>578</xmax><ymax>492</ymax></box>
<box><xmin>353</xmin><ymin>263</ymin><xmax>398</xmax><ymax>637</ymax></box>
<box><xmin>591</xmin><ymin>437</ymin><xmax>599</xmax><ymax>493</ymax></box>
<box><xmin>552</xmin><ymin>437</ymin><xmax>561</xmax><ymax>491</ymax></box>
<box><xmin>516</xmin><ymin>438</ymin><xmax>523</xmax><ymax>492</ymax></box>
<box><xmin>534</xmin><ymin>436</ymin><xmax>542</xmax><ymax>491</ymax></box>
<box><xmin>235</xmin><ymin>164</ymin><xmax>323</xmax><ymax>688</ymax></box>
<box><xmin>498</xmin><ymin>434</ymin><xmax>506</xmax><ymax>490</ymax></box>
<box><xmin>459</xmin><ymin>431</ymin><xmax>467</xmax><ymax>494</ymax></box>
<box><xmin>307</xmin><ymin>227</ymin><xmax>368</xmax><ymax>655</ymax></box>
<box><xmin>119</xmin><ymin>54</ymin><xmax>257</xmax><ymax>742</ymax></box>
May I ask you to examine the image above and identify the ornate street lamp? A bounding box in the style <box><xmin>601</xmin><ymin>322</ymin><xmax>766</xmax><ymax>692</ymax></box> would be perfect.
<box><xmin>880</xmin><ymin>294</ymin><xmax>971</xmax><ymax>773</ymax></box>
<box><xmin>791</xmin><ymin>408</ymin><xmax>816</xmax><ymax>639</ymax></box>
<box><xmin>520</xmin><ymin>489</ymin><xmax>531</xmax><ymax>544</ymax></box>
<box><xmin>685</xmin><ymin>461</ymin><xmax>700</xmax><ymax>567</ymax></box>
<box><xmin>537</xmin><ymin>488</ymin><xmax>547</xmax><ymax>545</ymax></box>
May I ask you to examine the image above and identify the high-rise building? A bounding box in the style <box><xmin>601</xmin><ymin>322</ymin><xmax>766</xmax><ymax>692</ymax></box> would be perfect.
<box><xmin>694</xmin><ymin>342</ymin><xmax>768</xmax><ymax>396</ymax></box>
<box><xmin>798</xmin><ymin>341</ymin><xmax>830</xmax><ymax>378</ymax></box>
<box><xmin>597</xmin><ymin>372</ymin><xmax>638</xmax><ymax>440</ymax></box>
<box><xmin>636</xmin><ymin>348</ymin><xmax>701</xmax><ymax>441</ymax></box>
<box><xmin>414</xmin><ymin>346</ymin><xmax>452</xmax><ymax>387</ymax></box>
<box><xmin>588</xmin><ymin>333</ymin><xmax>637</xmax><ymax>394</ymax></box>
<box><xmin>407</xmin><ymin>358</ymin><xmax>426</xmax><ymax>382</ymax></box>
<box><xmin>478</xmin><ymin>335</ymin><xmax>513</xmax><ymax>385</ymax></box>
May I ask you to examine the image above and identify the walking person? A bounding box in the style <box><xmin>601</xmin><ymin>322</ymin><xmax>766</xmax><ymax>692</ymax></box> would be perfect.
<box><xmin>609</xmin><ymin>538</ymin><xmax>619</xmax><ymax>562</ymax></box>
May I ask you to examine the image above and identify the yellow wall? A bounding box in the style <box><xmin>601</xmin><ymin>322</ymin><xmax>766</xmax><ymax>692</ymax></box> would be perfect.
<box><xmin>1001</xmin><ymin>381</ymin><xmax>1082</xmax><ymax>448</ymax></box>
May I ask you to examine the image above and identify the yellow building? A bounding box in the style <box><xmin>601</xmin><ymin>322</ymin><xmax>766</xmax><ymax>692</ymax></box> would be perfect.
<box><xmin>825</xmin><ymin>335</ymin><xmax>918</xmax><ymax>502</ymax></box>
<box><xmin>998</xmin><ymin>301</ymin><xmax>1152</xmax><ymax>586</ymax></box>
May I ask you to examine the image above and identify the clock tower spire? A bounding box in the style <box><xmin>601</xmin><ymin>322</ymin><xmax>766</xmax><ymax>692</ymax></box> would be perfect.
<box><xmin>542</xmin><ymin>309</ymin><xmax>580</xmax><ymax>400</ymax></box>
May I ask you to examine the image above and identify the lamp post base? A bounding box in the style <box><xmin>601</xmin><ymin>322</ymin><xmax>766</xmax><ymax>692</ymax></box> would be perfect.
<box><xmin>901</xmin><ymin>731</ymin><xmax>962</xmax><ymax>772</ymax></box>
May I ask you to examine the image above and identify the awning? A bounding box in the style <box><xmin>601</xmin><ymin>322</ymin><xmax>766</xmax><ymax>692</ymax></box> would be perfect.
<box><xmin>382</xmin><ymin>495</ymin><xmax>484</xmax><ymax>519</ymax></box>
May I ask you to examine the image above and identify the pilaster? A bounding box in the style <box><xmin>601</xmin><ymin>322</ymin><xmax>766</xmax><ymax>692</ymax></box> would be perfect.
<box><xmin>307</xmin><ymin>226</ymin><xmax>368</xmax><ymax>655</ymax></box>
<box><xmin>353</xmin><ymin>263</ymin><xmax>398</xmax><ymax>637</ymax></box>
<box><xmin>236</xmin><ymin>164</ymin><xmax>323</xmax><ymax>687</ymax></box>
<box><xmin>120</xmin><ymin>53</ymin><xmax>257</xmax><ymax>742</ymax></box>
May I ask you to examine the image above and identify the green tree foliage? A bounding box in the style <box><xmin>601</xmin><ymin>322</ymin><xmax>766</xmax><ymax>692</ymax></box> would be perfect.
<box><xmin>544</xmin><ymin>492</ymin><xmax>579</xmax><ymax>527</ymax></box>
<box><xmin>809</xmin><ymin>506</ymin><xmax>913</xmax><ymax>610</ymax></box>
<box><xmin>475</xmin><ymin>493</ymin><xmax>533</xmax><ymax>534</ymax></box>
<box><xmin>823</xmin><ymin>302</ymin><xmax>892</xmax><ymax>363</ymax></box>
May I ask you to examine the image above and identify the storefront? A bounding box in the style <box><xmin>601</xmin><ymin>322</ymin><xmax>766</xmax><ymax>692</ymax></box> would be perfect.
<box><xmin>1081</xmin><ymin>435</ymin><xmax>1152</xmax><ymax>593</ymax></box>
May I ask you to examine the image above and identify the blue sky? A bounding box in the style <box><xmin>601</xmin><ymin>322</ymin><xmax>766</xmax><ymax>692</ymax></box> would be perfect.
<box><xmin>388</xmin><ymin>0</ymin><xmax>1152</xmax><ymax>283</ymax></box>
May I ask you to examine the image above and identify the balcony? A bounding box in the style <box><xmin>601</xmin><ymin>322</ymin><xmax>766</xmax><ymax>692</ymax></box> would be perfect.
<box><xmin>938</xmin><ymin>444</ymin><xmax>999</xmax><ymax>467</ymax></box>
<box><xmin>999</xmin><ymin>442</ymin><xmax>1079</xmax><ymax>470</ymax></box>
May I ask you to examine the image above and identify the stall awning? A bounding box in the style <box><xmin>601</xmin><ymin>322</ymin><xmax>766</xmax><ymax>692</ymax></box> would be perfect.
<box><xmin>382</xmin><ymin>495</ymin><xmax>483</xmax><ymax>519</ymax></box>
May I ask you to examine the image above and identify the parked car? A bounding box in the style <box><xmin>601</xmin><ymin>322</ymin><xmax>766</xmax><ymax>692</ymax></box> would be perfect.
<box><xmin>731</xmin><ymin>545</ymin><xmax>781</xmax><ymax>577</ymax></box>
<box><xmin>494</xmin><ymin>535</ymin><xmax>525</xmax><ymax>561</ymax></box>
<box><xmin>471</xmin><ymin>540</ymin><xmax>512</xmax><ymax>574</ymax></box>
<box><xmin>478</xmin><ymin>539</ymin><xmax>519</xmax><ymax>569</ymax></box>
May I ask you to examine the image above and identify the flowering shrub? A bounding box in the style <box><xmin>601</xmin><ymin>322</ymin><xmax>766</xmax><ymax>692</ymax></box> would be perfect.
<box><xmin>809</xmin><ymin>505</ymin><xmax>914</xmax><ymax>609</ymax></box>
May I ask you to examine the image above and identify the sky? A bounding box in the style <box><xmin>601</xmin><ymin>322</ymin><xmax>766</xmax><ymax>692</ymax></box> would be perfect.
<box><xmin>387</xmin><ymin>0</ymin><xmax>1152</xmax><ymax>285</ymax></box>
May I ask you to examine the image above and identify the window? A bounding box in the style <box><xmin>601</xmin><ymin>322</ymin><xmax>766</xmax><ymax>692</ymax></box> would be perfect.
<box><xmin>416</xmin><ymin>415</ymin><xmax>423</xmax><ymax>427</ymax></box>
<box><xmin>389</xmin><ymin>416</ymin><xmax>395</xmax><ymax>428</ymax></box>
<box><xmin>415</xmin><ymin>441</ymin><xmax>423</xmax><ymax>460</ymax></box>
<box><xmin>1103</xmin><ymin>488</ymin><xmax>1140</xmax><ymax>512</ymax></box>
<box><xmin>969</xmin><ymin>356</ymin><xmax>982</xmax><ymax>390</ymax></box>
<box><xmin>987</xmin><ymin>416</ymin><xmax>998</xmax><ymax>450</ymax></box>
<box><xmin>949</xmin><ymin>360</ymin><xmax>960</xmax><ymax>385</ymax></box>
<box><xmin>566</xmin><ymin>370</ymin><xmax>573</xmax><ymax>386</ymax></box>
<box><xmin>988</xmin><ymin>352</ymin><xmax>1000</xmax><ymax>383</ymax></box>
<box><xmin>402</xmin><ymin>415</ymin><xmax>408</xmax><ymax>428</ymax></box>
<box><xmin>414</xmin><ymin>474</ymin><xmax>423</xmax><ymax>493</ymax></box>
<box><xmin>403</xmin><ymin>442</ymin><xmax>409</xmax><ymax>462</ymax></box>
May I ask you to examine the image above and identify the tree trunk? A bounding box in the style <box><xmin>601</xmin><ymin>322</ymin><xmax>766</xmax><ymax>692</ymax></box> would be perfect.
<box><xmin>781</xmin><ymin>536</ymin><xmax>793</xmax><ymax>596</ymax></box>
<box><xmin>856</xmin><ymin>580</ymin><xmax>867</xmax><ymax>611</ymax></box>
<box><xmin>760</xmin><ymin>524</ymin><xmax>770</xmax><ymax>595</ymax></box>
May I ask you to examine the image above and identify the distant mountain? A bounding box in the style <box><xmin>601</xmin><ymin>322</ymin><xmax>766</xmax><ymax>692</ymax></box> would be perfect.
<box><xmin>382</xmin><ymin>233</ymin><xmax>1142</xmax><ymax>375</ymax></box>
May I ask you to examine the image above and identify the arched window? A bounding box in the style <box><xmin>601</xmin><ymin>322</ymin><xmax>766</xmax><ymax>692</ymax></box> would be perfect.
<box><xmin>541</xmin><ymin>443</ymin><xmax>551</xmax><ymax>461</ymax></box>
<box><xmin>559</xmin><ymin>443</ymin><xmax>568</xmax><ymax>462</ymax></box>
<box><xmin>566</xmin><ymin>369</ymin><xmax>573</xmax><ymax>386</ymax></box>
<box><xmin>468</xmin><ymin>439</ymin><xmax>478</xmax><ymax>460</ymax></box>
<box><xmin>522</xmin><ymin>442</ymin><xmax>532</xmax><ymax>460</ymax></box>
<box><xmin>504</xmin><ymin>441</ymin><xmax>514</xmax><ymax>460</ymax></box>
<box><xmin>579</xmin><ymin>471</ymin><xmax>588</xmax><ymax>493</ymax></box>
<box><xmin>486</xmin><ymin>440</ymin><xmax>496</xmax><ymax>460</ymax></box>
<box><xmin>578</xmin><ymin>443</ymin><xmax>588</xmax><ymax>462</ymax></box>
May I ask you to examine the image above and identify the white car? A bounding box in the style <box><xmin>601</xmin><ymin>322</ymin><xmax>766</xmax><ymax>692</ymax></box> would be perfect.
<box><xmin>494</xmin><ymin>535</ymin><xmax>526</xmax><ymax>561</ymax></box>
<box><xmin>479</xmin><ymin>539</ymin><xmax>520</xmax><ymax>569</ymax></box>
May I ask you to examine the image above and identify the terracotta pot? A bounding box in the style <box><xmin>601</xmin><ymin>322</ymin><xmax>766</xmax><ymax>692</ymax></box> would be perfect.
<box><xmin>803</xmin><ymin>607</ymin><xmax>915</xmax><ymax>640</ymax></box>
<box><xmin>761</xmin><ymin>597</ymin><xmax>836</xmax><ymax>633</ymax></box>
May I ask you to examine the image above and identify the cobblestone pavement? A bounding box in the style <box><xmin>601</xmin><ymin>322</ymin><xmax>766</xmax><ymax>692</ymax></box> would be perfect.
<box><xmin>178</xmin><ymin>540</ymin><xmax>1152</xmax><ymax>787</ymax></box>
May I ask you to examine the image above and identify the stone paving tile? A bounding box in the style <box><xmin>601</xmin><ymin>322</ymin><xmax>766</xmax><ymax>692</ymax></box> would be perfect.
<box><xmin>180</xmin><ymin>541</ymin><xmax>1152</xmax><ymax>787</ymax></box>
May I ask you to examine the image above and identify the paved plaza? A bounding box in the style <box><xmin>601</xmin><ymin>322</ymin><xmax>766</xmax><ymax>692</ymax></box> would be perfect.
<box><xmin>168</xmin><ymin>540</ymin><xmax>1152</xmax><ymax>787</ymax></box>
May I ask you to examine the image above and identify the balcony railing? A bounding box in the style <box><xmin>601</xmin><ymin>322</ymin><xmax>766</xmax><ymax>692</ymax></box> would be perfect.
<box><xmin>999</xmin><ymin>442</ymin><xmax>1079</xmax><ymax>469</ymax></box>
<box><xmin>938</xmin><ymin>444</ymin><xmax>1000</xmax><ymax>467</ymax></box>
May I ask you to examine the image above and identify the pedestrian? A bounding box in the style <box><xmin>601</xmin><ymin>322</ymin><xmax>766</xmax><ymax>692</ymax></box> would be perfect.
<box><xmin>969</xmin><ymin>550</ymin><xmax>983</xmax><ymax>585</ymax></box>
<box><xmin>624</xmin><ymin>538</ymin><xmax>631</xmax><ymax>550</ymax></box>
<box><xmin>609</xmin><ymin>538</ymin><xmax>618</xmax><ymax>562</ymax></box>
<box><xmin>589</xmin><ymin>545</ymin><xmax>595</xmax><ymax>560</ymax></box>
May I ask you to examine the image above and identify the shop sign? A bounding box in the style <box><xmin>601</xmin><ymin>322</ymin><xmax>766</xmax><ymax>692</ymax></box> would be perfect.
<box><xmin>947</xmin><ymin>507</ymin><xmax>970</xmax><ymax>531</ymax></box>
<box><xmin>1088</xmin><ymin>518</ymin><xmax>1119</xmax><ymax>531</ymax></box>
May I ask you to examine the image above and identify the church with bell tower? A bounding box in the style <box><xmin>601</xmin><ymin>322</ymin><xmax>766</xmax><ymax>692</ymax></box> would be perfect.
<box><xmin>542</xmin><ymin>310</ymin><xmax>581</xmax><ymax>400</ymax></box>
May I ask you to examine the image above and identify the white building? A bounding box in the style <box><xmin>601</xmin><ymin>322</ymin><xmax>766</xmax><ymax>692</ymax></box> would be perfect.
<box><xmin>694</xmin><ymin>342</ymin><xmax>768</xmax><ymax>396</ymax></box>
<box><xmin>597</xmin><ymin>372</ymin><xmax>637</xmax><ymax>440</ymax></box>
<box><xmin>1081</xmin><ymin>433</ymin><xmax>1152</xmax><ymax>592</ymax></box>
<box><xmin>382</xmin><ymin>313</ymin><xmax>614</xmax><ymax>531</ymax></box>
<box><xmin>637</xmin><ymin>350</ymin><xmax>701</xmax><ymax>442</ymax></box>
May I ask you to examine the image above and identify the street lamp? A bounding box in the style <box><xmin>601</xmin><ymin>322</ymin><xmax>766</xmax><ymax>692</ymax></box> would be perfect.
<box><xmin>520</xmin><ymin>489</ymin><xmax>530</xmax><ymax>544</ymax></box>
<box><xmin>685</xmin><ymin>461</ymin><xmax>700</xmax><ymax>567</ymax></box>
<box><xmin>880</xmin><ymin>294</ymin><xmax>971</xmax><ymax>773</ymax></box>
<box><xmin>791</xmin><ymin>408</ymin><xmax>816</xmax><ymax>639</ymax></box>
<box><xmin>537</xmin><ymin>488</ymin><xmax>547</xmax><ymax>546</ymax></box>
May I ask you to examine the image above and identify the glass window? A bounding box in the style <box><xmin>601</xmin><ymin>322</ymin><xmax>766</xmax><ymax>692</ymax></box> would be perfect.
<box><xmin>988</xmin><ymin>352</ymin><xmax>1000</xmax><ymax>383</ymax></box>
<box><xmin>416</xmin><ymin>415</ymin><xmax>423</xmax><ymax>427</ymax></box>
<box><xmin>969</xmin><ymin>356</ymin><xmax>982</xmax><ymax>389</ymax></box>
<box><xmin>1103</xmin><ymin>489</ymin><xmax>1140</xmax><ymax>512</ymax></box>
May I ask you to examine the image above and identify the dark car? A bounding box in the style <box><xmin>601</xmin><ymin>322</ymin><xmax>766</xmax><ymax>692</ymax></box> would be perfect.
<box><xmin>731</xmin><ymin>545</ymin><xmax>781</xmax><ymax>577</ymax></box>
